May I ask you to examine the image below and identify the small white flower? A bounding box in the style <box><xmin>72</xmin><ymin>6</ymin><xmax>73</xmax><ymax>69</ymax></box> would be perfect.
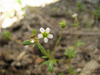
<box><xmin>31</xmin><ymin>40</ymin><xmax>34</xmax><ymax>43</ymax></box>
<box><xmin>72</xmin><ymin>13</ymin><xmax>78</xmax><ymax>18</ymax></box>
<box><xmin>38</xmin><ymin>27</ymin><xmax>53</xmax><ymax>43</ymax></box>
<box><xmin>44</xmin><ymin>38</ymin><xmax>48</xmax><ymax>43</ymax></box>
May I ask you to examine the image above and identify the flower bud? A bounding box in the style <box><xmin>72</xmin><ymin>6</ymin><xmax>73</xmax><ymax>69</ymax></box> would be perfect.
<box><xmin>59</xmin><ymin>20</ymin><xmax>66</xmax><ymax>28</ymax></box>
<box><xmin>72</xmin><ymin>13</ymin><xmax>78</xmax><ymax>18</ymax></box>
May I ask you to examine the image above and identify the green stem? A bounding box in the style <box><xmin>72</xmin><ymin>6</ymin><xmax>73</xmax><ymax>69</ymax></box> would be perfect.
<box><xmin>70</xmin><ymin>17</ymin><xmax>79</xmax><ymax>56</ymax></box>
<box><xmin>73</xmin><ymin>25</ymin><xmax>78</xmax><ymax>51</ymax></box>
<box><xmin>52</xmin><ymin>28</ymin><xmax>63</xmax><ymax>59</ymax></box>
<box><xmin>68</xmin><ymin>59</ymin><xmax>71</xmax><ymax>75</ymax></box>
<box><xmin>68</xmin><ymin>17</ymin><xmax>79</xmax><ymax>75</ymax></box>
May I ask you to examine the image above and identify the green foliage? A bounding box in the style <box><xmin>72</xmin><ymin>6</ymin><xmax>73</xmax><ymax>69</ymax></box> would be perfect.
<box><xmin>33</xmin><ymin>44</ymin><xmax>35</xmax><ymax>47</ymax></box>
<box><xmin>69</xmin><ymin>65</ymin><xmax>77</xmax><ymax>74</ymax></box>
<box><xmin>71</xmin><ymin>22</ymin><xmax>80</xmax><ymax>26</ymax></box>
<box><xmin>29</xmin><ymin>35</ymin><xmax>31</xmax><ymax>38</ymax></box>
<box><xmin>93</xmin><ymin>7</ymin><xmax>100</xmax><ymax>20</ymax></box>
<box><xmin>42</xmin><ymin>49</ymin><xmax>50</xmax><ymax>59</ymax></box>
<box><xmin>76</xmin><ymin>40</ymin><xmax>84</xmax><ymax>46</ymax></box>
<box><xmin>59</xmin><ymin>20</ymin><xmax>66</xmax><ymax>28</ymax></box>
<box><xmin>3</xmin><ymin>30</ymin><xmax>11</xmax><ymax>39</ymax></box>
<box><xmin>47</xmin><ymin>49</ymin><xmax>50</xmax><ymax>54</ymax></box>
<box><xmin>42</xmin><ymin>59</ymin><xmax>57</xmax><ymax>73</ymax></box>
<box><xmin>58</xmin><ymin>73</ymin><xmax>65</xmax><ymax>75</ymax></box>
<box><xmin>37</xmin><ymin>42</ymin><xmax>47</xmax><ymax>56</ymax></box>
<box><xmin>22</xmin><ymin>40</ymin><xmax>31</xmax><ymax>45</ymax></box>
<box><xmin>17</xmin><ymin>0</ymin><xmax>22</xmax><ymax>5</ymax></box>
<box><xmin>32</xmin><ymin>29</ymin><xmax>36</xmax><ymax>35</ymax></box>
<box><xmin>42</xmin><ymin>56</ymin><xmax>49</xmax><ymax>59</ymax></box>
<box><xmin>34</xmin><ymin>38</ymin><xmax>39</xmax><ymax>40</ymax></box>
<box><xmin>21</xmin><ymin>21</ymin><xmax>81</xmax><ymax>74</ymax></box>
<box><xmin>42</xmin><ymin>60</ymin><xmax>49</xmax><ymax>65</ymax></box>
<box><xmin>48</xmin><ymin>60</ymin><xmax>53</xmax><ymax>73</ymax></box>
<box><xmin>70</xmin><ymin>23</ymin><xmax>76</xmax><ymax>26</ymax></box>
<box><xmin>64</xmin><ymin>47</ymin><xmax>78</xmax><ymax>59</ymax></box>
<box><xmin>48</xmin><ymin>59</ymin><xmax>57</xmax><ymax>73</ymax></box>
<box><xmin>77</xmin><ymin>2</ymin><xmax>83</xmax><ymax>12</ymax></box>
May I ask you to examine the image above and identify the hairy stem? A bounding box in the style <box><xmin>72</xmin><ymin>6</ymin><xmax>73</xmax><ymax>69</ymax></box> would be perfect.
<box><xmin>68</xmin><ymin>17</ymin><xmax>79</xmax><ymax>75</ymax></box>
<box><xmin>52</xmin><ymin>28</ymin><xmax>63</xmax><ymax>59</ymax></box>
<box><xmin>36</xmin><ymin>42</ymin><xmax>51</xmax><ymax>59</ymax></box>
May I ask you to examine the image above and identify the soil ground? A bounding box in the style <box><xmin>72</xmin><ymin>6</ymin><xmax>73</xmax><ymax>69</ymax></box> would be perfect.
<box><xmin>0</xmin><ymin>0</ymin><xmax>100</xmax><ymax>75</ymax></box>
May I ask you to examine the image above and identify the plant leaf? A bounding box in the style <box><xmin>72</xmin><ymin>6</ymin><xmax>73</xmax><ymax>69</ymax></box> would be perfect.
<box><xmin>29</xmin><ymin>35</ymin><xmax>31</xmax><ymax>38</ymax></box>
<box><xmin>42</xmin><ymin>56</ymin><xmax>49</xmax><ymax>59</ymax></box>
<box><xmin>33</xmin><ymin>44</ymin><xmax>35</xmax><ymax>47</ymax></box>
<box><xmin>48</xmin><ymin>60</ymin><xmax>53</xmax><ymax>73</ymax></box>
<box><xmin>42</xmin><ymin>60</ymin><xmax>49</xmax><ymax>65</ymax></box>
<box><xmin>69</xmin><ymin>65</ymin><xmax>77</xmax><ymax>74</ymax></box>
<box><xmin>32</xmin><ymin>29</ymin><xmax>36</xmax><ymax>34</ymax></box>
<box><xmin>22</xmin><ymin>40</ymin><xmax>31</xmax><ymax>45</ymax></box>
<box><xmin>64</xmin><ymin>47</ymin><xmax>77</xmax><ymax>59</ymax></box>
<box><xmin>37</xmin><ymin>42</ymin><xmax>47</xmax><ymax>56</ymax></box>
<box><xmin>52</xmin><ymin>59</ymin><xmax>57</xmax><ymax>64</ymax></box>
<box><xmin>47</xmin><ymin>49</ymin><xmax>50</xmax><ymax>54</ymax></box>
<box><xmin>76</xmin><ymin>40</ymin><xmax>84</xmax><ymax>46</ymax></box>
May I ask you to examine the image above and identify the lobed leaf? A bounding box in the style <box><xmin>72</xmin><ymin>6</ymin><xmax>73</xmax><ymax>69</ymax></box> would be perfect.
<box><xmin>32</xmin><ymin>29</ymin><xmax>36</xmax><ymax>34</ymax></box>
<box><xmin>64</xmin><ymin>47</ymin><xmax>78</xmax><ymax>59</ymax></box>
<box><xmin>48</xmin><ymin>60</ymin><xmax>53</xmax><ymax>73</ymax></box>
<box><xmin>37</xmin><ymin>43</ymin><xmax>47</xmax><ymax>56</ymax></box>
<box><xmin>42</xmin><ymin>60</ymin><xmax>49</xmax><ymax>65</ymax></box>
<box><xmin>22</xmin><ymin>40</ymin><xmax>31</xmax><ymax>45</ymax></box>
<box><xmin>42</xmin><ymin>56</ymin><xmax>49</xmax><ymax>59</ymax></box>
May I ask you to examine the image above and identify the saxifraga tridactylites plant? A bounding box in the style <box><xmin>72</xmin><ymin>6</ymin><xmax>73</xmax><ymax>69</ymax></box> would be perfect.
<box><xmin>3</xmin><ymin>13</ymin><xmax>84</xmax><ymax>75</ymax></box>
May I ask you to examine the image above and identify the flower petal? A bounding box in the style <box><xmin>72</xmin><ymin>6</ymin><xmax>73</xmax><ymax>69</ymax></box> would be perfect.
<box><xmin>40</xmin><ymin>27</ymin><xmax>45</xmax><ymax>33</ymax></box>
<box><xmin>38</xmin><ymin>34</ymin><xmax>43</xmax><ymax>38</ymax></box>
<box><xmin>31</xmin><ymin>40</ymin><xmax>34</xmax><ymax>43</ymax></box>
<box><xmin>46</xmin><ymin>27</ymin><xmax>50</xmax><ymax>33</ymax></box>
<box><xmin>44</xmin><ymin>38</ymin><xmax>48</xmax><ymax>43</ymax></box>
<box><xmin>48</xmin><ymin>34</ymin><xmax>53</xmax><ymax>39</ymax></box>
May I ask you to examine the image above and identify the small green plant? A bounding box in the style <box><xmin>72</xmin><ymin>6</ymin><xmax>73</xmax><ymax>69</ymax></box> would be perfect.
<box><xmin>3</xmin><ymin>30</ymin><xmax>11</xmax><ymax>39</ymax></box>
<box><xmin>93</xmin><ymin>7</ymin><xmax>100</xmax><ymax>20</ymax></box>
<box><xmin>77</xmin><ymin>2</ymin><xmax>83</xmax><ymax>12</ymax></box>
<box><xmin>3</xmin><ymin>13</ymin><xmax>84</xmax><ymax>75</ymax></box>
